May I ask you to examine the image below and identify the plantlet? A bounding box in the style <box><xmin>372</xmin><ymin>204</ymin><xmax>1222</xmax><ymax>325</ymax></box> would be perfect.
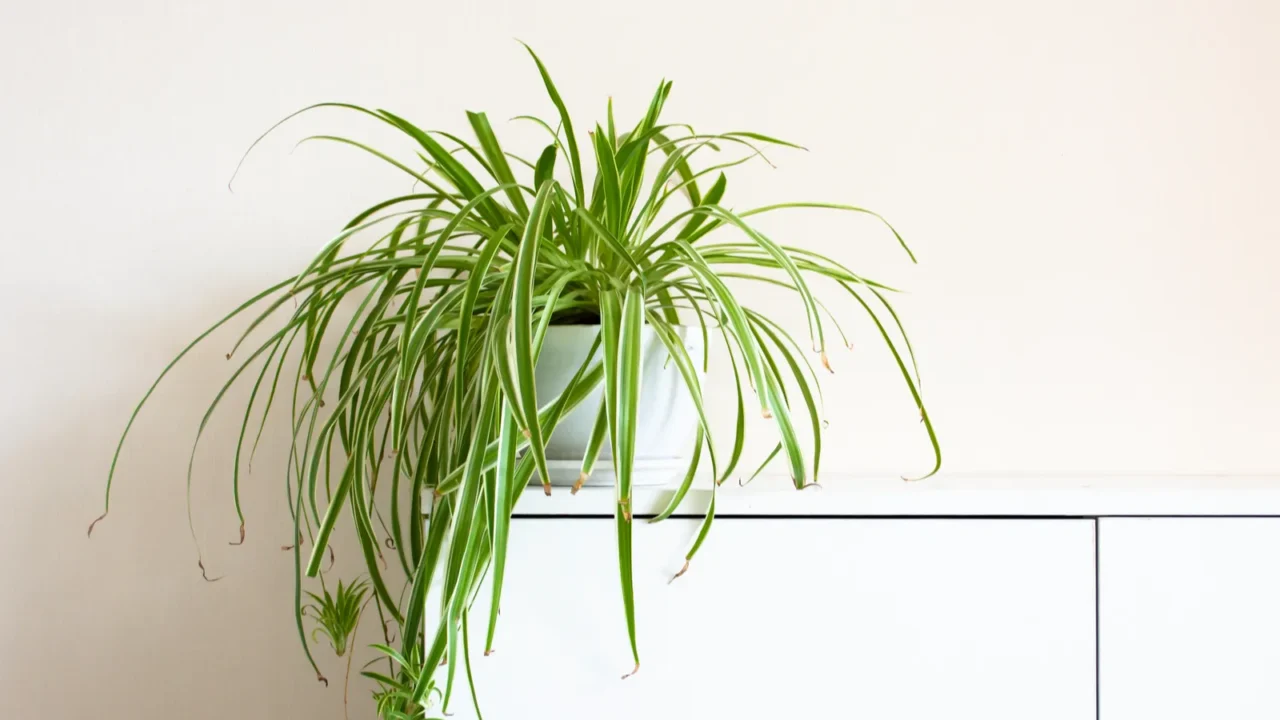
<box><xmin>94</xmin><ymin>44</ymin><xmax>938</xmax><ymax>717</ymax></box>
<box><xmin>305</xmin><ymin>577</ymin><xmax>370</xmax><ymax>658</ymax></box>
<box><xmin>305</xmin><ymin>577</ymin><xmax>371</xmax><ymax>717</ymax></box>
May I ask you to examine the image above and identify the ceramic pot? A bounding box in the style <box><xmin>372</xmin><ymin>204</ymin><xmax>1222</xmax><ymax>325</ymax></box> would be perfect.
<box><xmin>533</xmin><ymin>324</ymin><xmax>701</xmax><ymax>487</ymax></box>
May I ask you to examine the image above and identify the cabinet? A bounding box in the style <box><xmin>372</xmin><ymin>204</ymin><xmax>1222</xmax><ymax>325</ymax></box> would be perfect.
<box><xmin>449</xmin><ymin>517</ymin><xmax>1097</xmax><ymax>719</ymax></box>
<box><xmin>1099</xmin><ymin>518</ymin><xmax>1280</xmax><ymax>719</ymax></box>
<box><xmin>422</xmin><ymin>476</ymin><xmax>1280</xmax><ymax>719</ymax></box>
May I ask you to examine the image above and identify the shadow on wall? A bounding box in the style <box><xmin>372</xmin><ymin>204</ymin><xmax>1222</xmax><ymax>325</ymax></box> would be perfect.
<box><xmin>1</xmin><ymin>296</ymin><xmax>395</xmax><ymax>719</ymax></box>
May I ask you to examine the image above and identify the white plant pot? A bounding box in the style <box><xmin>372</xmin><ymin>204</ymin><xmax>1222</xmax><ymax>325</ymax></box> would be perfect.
<box><xmin>533</xmin><ymin>324</ymin><xmax>701</xmax><ymax>487</ymax></box>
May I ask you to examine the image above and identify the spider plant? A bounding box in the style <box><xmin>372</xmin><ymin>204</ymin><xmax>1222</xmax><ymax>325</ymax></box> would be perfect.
<box><xmin>95</xmin><ymin>44</ymin><xmax>938</xmax><ymax>718</ymax></box>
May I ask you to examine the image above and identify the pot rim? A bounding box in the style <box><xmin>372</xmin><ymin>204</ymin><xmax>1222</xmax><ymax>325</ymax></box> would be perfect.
<box><xmin>543</xmin><ymin>322</ymin><xmax>695</xmax><ymax>330</ymax></box>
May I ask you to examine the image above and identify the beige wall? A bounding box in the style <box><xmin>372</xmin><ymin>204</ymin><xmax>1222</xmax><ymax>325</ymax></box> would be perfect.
<box><xmin>2</xmin><ymin>0</ymin><xmax>1278</xmax><ymax>717</ymax></box>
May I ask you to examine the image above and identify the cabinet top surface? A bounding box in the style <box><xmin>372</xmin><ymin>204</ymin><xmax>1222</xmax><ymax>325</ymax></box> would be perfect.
<box><xmin>479</xmin><ymin>474</ymin><xmax>1280</xmax><ymax>518</ymax></box>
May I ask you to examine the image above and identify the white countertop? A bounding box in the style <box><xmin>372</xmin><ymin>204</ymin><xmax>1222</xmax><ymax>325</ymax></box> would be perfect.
<box><xmin>475</xmin><ymin>474</ymin><xmax>1280</xmax><ymax>518</ymax></box>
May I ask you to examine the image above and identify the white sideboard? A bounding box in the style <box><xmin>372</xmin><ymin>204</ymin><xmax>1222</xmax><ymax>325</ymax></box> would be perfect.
<box><xmin>426</xmin><ymin>475</ymin><xmax>1280</xmax><ymax>719</ymax></box>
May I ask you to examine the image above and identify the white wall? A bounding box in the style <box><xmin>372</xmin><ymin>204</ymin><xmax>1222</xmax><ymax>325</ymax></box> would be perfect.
<box><xmin>1</xmin><ymin>0</ymin><xmax>1277</xmax><ymax>717</ymax></box>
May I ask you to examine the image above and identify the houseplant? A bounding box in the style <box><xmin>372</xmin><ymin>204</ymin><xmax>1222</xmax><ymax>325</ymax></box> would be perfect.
<box><xmin>93</xmin><ymin>45</ymin><xmax>939</xmax><ymax>718</ymax></box>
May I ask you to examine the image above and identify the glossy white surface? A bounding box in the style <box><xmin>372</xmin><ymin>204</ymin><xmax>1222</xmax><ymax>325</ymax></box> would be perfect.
<box><xmin>1100</xmin><ymin>518</ymin><xmax>1280</xmax><ymax>719</ymax></box>
<box><xmin>440</xmin><ymin>518</ymin><xmax>1096</xmax><ymax>719</ymax></box>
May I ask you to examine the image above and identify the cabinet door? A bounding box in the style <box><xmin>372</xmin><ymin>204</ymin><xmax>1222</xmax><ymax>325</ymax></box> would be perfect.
<box><xmin>1100</xmin><ymin>518</ymin><xmax>1280</xmax><ymax>719</ymax></box>
<box><xmin>444</xmin><ymin>518</ymin><xmax>1095</xmax><ymax>720</ymax></box>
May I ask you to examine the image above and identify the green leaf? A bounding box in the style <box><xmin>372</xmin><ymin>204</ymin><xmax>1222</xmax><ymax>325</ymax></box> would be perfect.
<box><xmin>592</xmin><ymin>124</ymin><xmax>623</xmax><ymax>236</ymax></box>
<box><xmin>723</xmin><ymin>130</ymin><xmax>807</xmax><ymax>150</ymax></box>
<box><xmin>671</xmin><ymin>493</ymin><xmax>715</xmax><ymax>581</ymax></box>
<box><xmin>519</xmin><ymin>43</ymin><xmax>585</xmax><ymax>215</ymax></box>
<box><xmin>533</xmin><ymin>144</ymin><xmax>557</xmax><ymax>190</ymax></box>
<box><xmin>574</xmin><ymin>400</ymin><xmax>609</xmax><ymax>493</ymax></box>
<box><xmin>485</xmin><ymin>402</ymin><xmax>519</xmax><ymax>652</ymax></box>
<box><xmin>650</xmin><ymin>427</ymin><xmax>703</xmax><ymax>522</ymax></box>
<box><xmin>750</xmin><ymin>312</ymin><xmax>824</xmax><ymax>485</ymax></box>
<box><xmin>511</xmin><ymin>180</ymin><xmax>558</xmax><ymax>494</ymax></box>
<box><xmin>841</xmin><ymin>283</ymin><xmax>941</xmax><ymax>480</ymax></box>
<box><xmin>613</xmin><ymin>283</ymin><xmax>644</xmax><ymax>671</ymax></box>
<box><xmin>738</xmin><ymin>201</ymin><xmax>917</xmax><ymax>263</ymax></box>
<box><xmin>468</xmin><ymin>111</ymin><xmax>529</xmax><ymax>218</ymax></box>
